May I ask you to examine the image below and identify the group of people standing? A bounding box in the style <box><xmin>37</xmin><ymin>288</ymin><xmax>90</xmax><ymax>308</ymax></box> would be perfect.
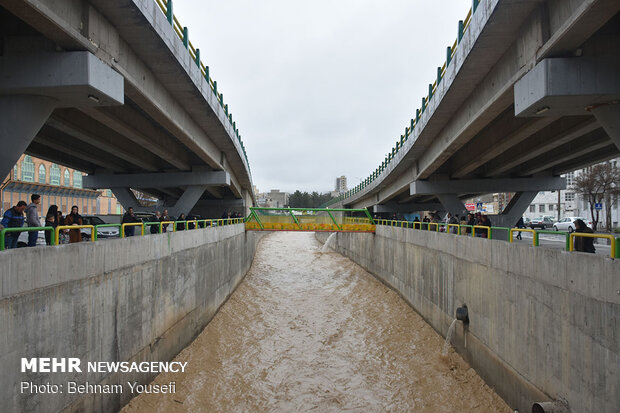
<box><xmin>121</xmin><ymin>208</ymin><xmax>199</xmax><ymax>236</ymax></box>
<box><xmin>1</xmin><ymin>194</ymin><xmax>84</xmax><ymax>248</ymax></box>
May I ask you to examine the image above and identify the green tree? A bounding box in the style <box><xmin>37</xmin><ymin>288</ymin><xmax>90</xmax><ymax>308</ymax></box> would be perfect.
<box><xmin>288</xmin><ymin>190</ymin><xmax>334</xmax><ymax>208</ymax></box>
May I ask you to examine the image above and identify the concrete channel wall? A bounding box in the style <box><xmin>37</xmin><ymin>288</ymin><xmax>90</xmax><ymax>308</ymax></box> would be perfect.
<box><xmin>0</xmin><ymin>225</ymin><xmax>262</xmax><ymax>413</ymax></box>
<box><xmin>317</xmin><ymin>228</ymin><xmax>619</xmax><ymax>413</ymax></box>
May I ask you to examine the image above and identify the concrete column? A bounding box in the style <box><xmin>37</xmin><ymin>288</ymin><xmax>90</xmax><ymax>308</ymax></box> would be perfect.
<box><xmin>167</xmin><ymin>185</ymin><xmax>207</xmax><ymax>218</ymax></box>
<box><xmin>491</xmin><ymin>191</ymin><xmax>538</xmax><ymax>228</ymax></box>
<box><xmin>437</xmin><ymin>194</ymin><xmax>468</xmax><ymax>217</ymax></box>
<box><xmin>244</xmin><ymin>189</ymin><xmax>254</xmax><ymax>217</ymax></box>
<box><xmin>590</xmin><ymin>103</ymin><xmax>620</xmax><ymax>151</ymax></box>
<box><xmin>0</xmin><ymin>95</ymin><xmax>56</xmax><ymax>181</ymax></box>
<box><xmin>111</xmin><ymin>188</ymin><xmax>140</xmax><ymax>211</ymax></box>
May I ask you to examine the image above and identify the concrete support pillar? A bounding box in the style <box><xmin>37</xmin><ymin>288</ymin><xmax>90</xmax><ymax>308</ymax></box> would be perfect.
<box><xmin>167</xmin><ymin>185</ymin><xmax>207</xmax><ymax>217</ymax></box>
<box><xmin>437</xmin><ymin>194</ymin><xmax>468</xmax><ymax>217</ymax></box>
<box><xmin>112</xmin><ymin>185</ymin><xmax>210</xmax><ymax>218</ymax></box>
<box><xmin>243</xmin><ymin>189</ymin><xmax>254</xmax><ymax>217</ymax></box>
<box><xmin>590</xmin><ymin>103</ymin><xmax>620</xmax><ymax>151</ymax></box>
<box><xmin>111</xmin><ymin>188</ymin><xmax>140</xmax><ymax>211</ymax></box>
<box><xmin>0</xmin><ymin>95</ymin><xmax>56</xmax><ymax>180</ymax></box>
<box><xmin>492</xmin><ymin>191</ymin><xmax>538</xmax><ymax>228</ymax></box>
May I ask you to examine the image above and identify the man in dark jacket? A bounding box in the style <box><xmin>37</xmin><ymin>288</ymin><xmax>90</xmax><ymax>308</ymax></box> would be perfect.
<box><xmin>121</xmin><ymin>207</ymin><xmax>141</xmax><ymax>237</ymax></box>
<box><xmin>1</xmin><ymin>201</ymin><xmax>27</xmax><ymax>249</ymax></box>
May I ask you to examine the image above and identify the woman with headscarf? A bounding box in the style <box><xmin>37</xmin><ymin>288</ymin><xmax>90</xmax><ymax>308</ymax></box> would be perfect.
<box><xmin>44</xmin><ymin>204</ymin><xmax>59</xmax><ymax>245</ymax></box>
<box><xmin>64</xmin><ymin>205</ymin><xmax>83</xmax><ymax>243</ymax></box>
<box><xmin>574</xmin><ymin>219</ymin><xmax>595</xmax><ymax>253</ymax></box>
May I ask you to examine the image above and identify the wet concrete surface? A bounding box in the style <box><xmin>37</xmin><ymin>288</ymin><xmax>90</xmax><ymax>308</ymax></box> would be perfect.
<box><xmin>122</xmin><ymin>232</ymin><xmax>510</xmax><ymax>412</ymax></box>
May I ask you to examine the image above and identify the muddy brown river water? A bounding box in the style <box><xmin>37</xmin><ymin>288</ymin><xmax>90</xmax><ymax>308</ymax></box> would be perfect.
<box><xmin>122</xmin><ymin>232</ymin><xmax>510</xmax><ymax>412</ymax></box>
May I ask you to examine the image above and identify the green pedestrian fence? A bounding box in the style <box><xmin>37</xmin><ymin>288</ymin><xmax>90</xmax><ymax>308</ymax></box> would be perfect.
<box><xmin>535</xmin><ymin>230</ymin><xmax>570</xmax><ymax>251</ymax></box>
<box><xmin>0</xmin><ymin>226</ymin><xmax>56</xmax><ymax>250</ymax></box>
<box><xmin>459</xmin><ymin>224</ymin><xmax>473</xmax><ymax>236</ymax></box>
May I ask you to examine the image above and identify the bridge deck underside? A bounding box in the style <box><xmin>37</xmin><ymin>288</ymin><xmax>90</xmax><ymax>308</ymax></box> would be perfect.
<box><xmin>344</xmin><ymin>10</ymin><xmax>620</xmax><ymax>211</ymax></box>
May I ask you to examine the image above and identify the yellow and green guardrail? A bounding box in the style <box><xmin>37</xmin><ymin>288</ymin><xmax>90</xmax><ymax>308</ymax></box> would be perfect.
<box><xmin>245</xmin><ymin>207</ymin><xmax>376</xmax><ymax>232</ymax></box>
<box><xmin>324</xmin><ymin>0</ymin><xmax>481</xmax><ymax>208</ymax></box>
<box><xmin>374</xmin><ymin>219</ymin><xmax>620</xmax><ymax>259</ymax></box>
<box><xmin>0</xmin><ymin>218</ymin><xmax>245</xmax><ymax>250</ymax></box>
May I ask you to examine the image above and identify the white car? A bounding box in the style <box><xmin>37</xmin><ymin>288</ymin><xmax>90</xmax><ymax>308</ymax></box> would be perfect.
<box><xmin>553</xmin><ymin>217</ymin><xmax>593</xmax><ymax>233</ymax></box>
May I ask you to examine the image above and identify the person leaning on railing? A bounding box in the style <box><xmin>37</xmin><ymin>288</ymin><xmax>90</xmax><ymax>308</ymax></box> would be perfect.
<box><xmin>573</xmin><ymin>219</ymin><xmax>596</xmax><ymax>254</ymax></box>
<box><xmin>1</xmin><ymin>200</ymin><xmax>27</xmax><ymax>249</ymax></box>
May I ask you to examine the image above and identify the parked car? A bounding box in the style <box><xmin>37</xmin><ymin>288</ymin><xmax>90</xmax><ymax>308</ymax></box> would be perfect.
<box><xmin>529</xmin><ymin>217</ymin><xmax>554</xmax><ymax>229</ymax></box>
<box><xmin>553</xmin><ymin>217</ymin><xmax>593</xmax><ymax>233</ymax></box>
<box><xmin>80</xmin><ymin>216</ymin><xmax>119</xmax><ymax>240</ymax></box>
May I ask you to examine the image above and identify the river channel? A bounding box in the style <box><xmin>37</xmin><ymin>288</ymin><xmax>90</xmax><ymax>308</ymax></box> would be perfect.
<box><xmin>122</xmin><ymin>232</ymin><xmax>509</xmax><ymax>412</ymax></box>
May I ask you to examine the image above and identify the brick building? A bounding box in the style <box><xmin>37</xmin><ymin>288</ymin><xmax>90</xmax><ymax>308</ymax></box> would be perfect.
<box><xmin>1</xmin><ymin>154</ymin><xmax>122</xmax><ymax>218</ymax></box>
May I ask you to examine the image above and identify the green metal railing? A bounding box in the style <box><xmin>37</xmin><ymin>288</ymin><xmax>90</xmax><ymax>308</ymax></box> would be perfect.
<box><xmin>0</xmin><ymin>227</ymin><xmax>55</xmax><ymax>250</ymax></box>
<box><xmin>0</xmin><ymin>219</ymin><xmax>244</xmax><ymax>250</ymax></box>
<box><xmin>324</xmin><ymin>0</ymin><xmax>481</xmax><ymax>207</ymax></box>
<box><xmin>153</xmin><ymin>0</ymin><xmax>251</xmax><ymax>181</ymax></box>
<box><xmin>245</xmin><ymin>207</ymin><xmax>375</xmax><ymax>231</ymax></box>
<box><xmin>373</xmin><ymin>219</ymin><xmax>618</xmax><ymax>258</ymax></box>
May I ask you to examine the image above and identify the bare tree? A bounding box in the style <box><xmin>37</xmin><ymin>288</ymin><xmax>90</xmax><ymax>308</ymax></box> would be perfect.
<box><xmin>571</xmin><ymin>162</ymin><xmax>620</xmax><ymax>231</ymax></box>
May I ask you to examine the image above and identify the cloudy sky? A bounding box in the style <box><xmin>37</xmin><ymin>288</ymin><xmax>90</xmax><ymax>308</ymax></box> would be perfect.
<box><xmin>172</xmin><ymin>1</ymin><xmax>472</xmax><ymax>193</ymax></box>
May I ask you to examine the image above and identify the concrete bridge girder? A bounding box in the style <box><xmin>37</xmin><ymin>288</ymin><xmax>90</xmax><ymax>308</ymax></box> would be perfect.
<box><xmin>410</xmin><ymin>176</ymin><xmax>566</xmax><ymax>196</ymax></box>
<box><xmin>88</xmin><ymin>171</ymin><xmax>235</xmax><ymax>217</ymax></box>
<box><xmin>0</xmin><ymin>0</ymin><xmax>254</xmax><ymax>205</ymax></box>
<box><xmin>83</xmin><ymin>171</ymin><xmax>230</xmax><ymax>189</ymax></box>
<box><xmin>0</xmin><ymin>51</ymin><xmax>124</xmax><ymax>180</ymax></box>
<box><xmin>373</xmin><ymin>203</ymin><xmax>443</xmax><ymax>214</ymax></box>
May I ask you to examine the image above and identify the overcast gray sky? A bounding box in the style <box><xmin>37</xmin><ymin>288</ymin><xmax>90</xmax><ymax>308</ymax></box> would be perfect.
<box><xmin>172</xmin><ymin>1</ymin><xmax>472</xmax><ymax>193</ymax></box>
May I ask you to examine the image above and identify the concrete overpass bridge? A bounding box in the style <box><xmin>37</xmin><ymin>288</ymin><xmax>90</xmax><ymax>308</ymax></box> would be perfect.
<box><xmin>327</xmin><ymin>0</ymin><xmax>620</xmax><ymax>227</ymax></box>
<box><xmin>0</xmin><ymin>1</ymin><xmax>619</xmax><ymax>413</ymax></box>
<box><xmin>0</xmin><ymin>0</ymin><xmax>254</xmax><ymax>217</ymax></box>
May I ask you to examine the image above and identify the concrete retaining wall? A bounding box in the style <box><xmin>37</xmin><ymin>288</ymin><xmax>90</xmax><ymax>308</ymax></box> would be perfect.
<box><xmin>0</xmin><ymin>224</ymin><xmax>262</xmax><ymax>413</ymax></box>
<box><xmin>317</xmin><ymin>227</ymin><xmax>619</xmax><ymax>413</ymax></box>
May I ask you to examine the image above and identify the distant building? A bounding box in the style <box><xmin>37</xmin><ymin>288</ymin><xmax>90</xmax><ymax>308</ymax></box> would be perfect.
<box><xmin>524</xmin><ymin>159</ymin><xmax>620</xmax><ymax>228</ymax></box>
<box><xmin>265</xmin><ymin>189</ymin><xmax>289</xmax><ymax>208</ymax></box>
<box><xmin>335</xmin><ymin>176</ymin><xmax>347</xmax><ymax>193</ymax></box>
<box><xmin>2</xmin><ymin>154</ymin><xmax>122</xmax><ymax>217</ymax></box>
